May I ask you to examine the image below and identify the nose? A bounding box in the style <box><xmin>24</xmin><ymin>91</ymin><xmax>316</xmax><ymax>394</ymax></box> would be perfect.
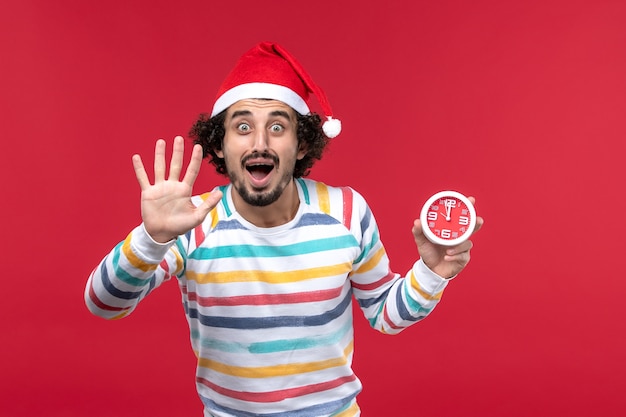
<box><xmin>252</xmin><ymin>129</ymin><xmax>269</xmax><ymax>153</ymax></box>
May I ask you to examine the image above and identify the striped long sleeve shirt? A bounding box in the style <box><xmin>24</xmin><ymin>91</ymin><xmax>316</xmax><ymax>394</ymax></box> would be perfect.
<box><xmin>85</xmin><ymin>178</ymin><xmax>450</xmax><ymax>417</ymax></box>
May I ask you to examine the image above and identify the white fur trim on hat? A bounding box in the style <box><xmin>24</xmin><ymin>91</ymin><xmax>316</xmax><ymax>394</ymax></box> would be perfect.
<box><xmin>211</xmin><ymin>82</ymin><xmax>310</xmax><ymax>117</ymax></box>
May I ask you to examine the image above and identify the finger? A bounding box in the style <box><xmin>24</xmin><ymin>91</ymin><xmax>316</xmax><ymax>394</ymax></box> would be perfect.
<box><xmin>154</xmin><ymin>139</ymin><xmax>167</xmax><ymax>183</ymax></box>
<box><xmin>412</xmin><ymin>218</ymin><xmax>432</xmax><ymax>246</ymax></box>
<box><xmin>181</xmin><ymin>143</ymin><xmax>204</xmax><ymax>188</ymax></box>
<box><xmin>169</xmin><ymin>136</ymin><xmax>185</xmax><ymax>181</ymax></box>
<box><xmin>412</xmin><ymin>218</ymin><xmax>424</xmax><ymax>237</ymax></box>
<box><xmin>442</xmin><ymin>239</ymin><xmax>472</xmax><ymax>264</ymax></box>
<box><xmin>132</xmin><ymin>154</ymin><xmax>150</xmax><ymax>190</ymax></box>
<box><xmin>195</xmin><ymin>189</ymin><xmax>224</xmax><ymax>221</ymax></box>
<box><xmin>446</xmin><ymin>239</ymin><xmax>473</xmax><ymax>257</ymax></box>
<box><xmin>200</xmin><ymin>189</ymin><xmax>223</xmax><ymax>212</ymax></box>
<box><xmin>444</xmin><ymin>250</ymin><xmax>471</xmax><ymax>264</ymax></box>
<box><xmin>473</xmin><ymin>216</ymin><xmax>484</xmax><ymax>234</ymax></box>
<box><xmin>466</xmin><ymin>196</ymin><xmax>483</xmax><ymax>234</ymax></box>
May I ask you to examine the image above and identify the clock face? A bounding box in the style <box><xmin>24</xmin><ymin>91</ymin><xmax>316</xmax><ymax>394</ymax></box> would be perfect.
<box><xmin>420</xmin><ymin>191</ymin><xmax>476</xmax><ymax>246</ymax></box>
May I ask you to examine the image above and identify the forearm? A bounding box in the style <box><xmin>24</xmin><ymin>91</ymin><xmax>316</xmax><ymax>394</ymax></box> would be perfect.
<box><xmin>84</xmin><ymin>224</ymin><xmax>180</xmax><ymax>319</ymax></box>
<box><xmin>348</xmin><ymin>189</ymin><xmax>451</xmax><ymax>333</ymax></box>
<box><xmin>354</xmin><ymin>258</ymin><xmax>449</xmax><ymax>335</ymax></box>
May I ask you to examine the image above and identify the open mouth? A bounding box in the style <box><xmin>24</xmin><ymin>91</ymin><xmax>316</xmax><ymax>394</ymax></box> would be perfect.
<box><xmin>245</xmin><ymin>163</ymin><xmax>275</xmax><ymax>180</ymax></box>
<box><xmin>243</xmin><ymin>153</ymin><xmax>278</xmax><ymax>186</ymax></box>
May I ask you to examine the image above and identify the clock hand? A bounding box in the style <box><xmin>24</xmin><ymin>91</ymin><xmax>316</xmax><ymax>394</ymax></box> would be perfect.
<box><xmin>445</xmin><ymin>203</ymin><xmax>452</xmax><ymax>221</ymax></box>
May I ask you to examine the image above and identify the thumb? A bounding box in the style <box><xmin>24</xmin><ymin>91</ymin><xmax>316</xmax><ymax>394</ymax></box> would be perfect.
<box><xmin>196</xmin><ymin>189</ymin><xmax>224</xmax><ymax>218</ymax></box>
<box><xmin>412</xmin><ymin>218</ymin><xmax>429</xmax><ymax>244</ymax></box>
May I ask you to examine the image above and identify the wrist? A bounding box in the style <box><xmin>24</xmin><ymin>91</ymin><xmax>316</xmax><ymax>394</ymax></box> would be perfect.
<box><xmin>141</xmin><ymin>224</ymin><xmax>177</xmax><ymax>245</ymax></box>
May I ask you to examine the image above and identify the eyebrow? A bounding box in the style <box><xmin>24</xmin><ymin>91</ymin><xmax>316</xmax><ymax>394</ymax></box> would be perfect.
<box><xmin>269</xmin><ymin>110</ymin><xmax>293</xmax><ymax>120</ymax></box>
<box><xmin>230</xmin><ymin>110</ymin><xmax>252</xmax><ymax>119</ymax></box>
<box><xmin>229</xmin><ymin>109</ymin><xmax>293</xmax><ymax>120</ymax></box>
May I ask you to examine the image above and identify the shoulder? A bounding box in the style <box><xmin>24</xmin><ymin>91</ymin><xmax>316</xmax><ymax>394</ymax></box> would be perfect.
<box><xmin>296</xmin><ymin>178</ymin><xmax>367</xmax><ymax>206</ymax></box>
<box><xmin>296</xmin><ymin>178</ymin><xmax>370</xmax><ymax>226</ymax></box>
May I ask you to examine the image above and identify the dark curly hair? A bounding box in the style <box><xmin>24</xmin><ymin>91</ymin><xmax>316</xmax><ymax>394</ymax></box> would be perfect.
<box><xmin>189</xmin><ymin>110</ymin><xmax>330</xmax><ymax>178</ymax></box>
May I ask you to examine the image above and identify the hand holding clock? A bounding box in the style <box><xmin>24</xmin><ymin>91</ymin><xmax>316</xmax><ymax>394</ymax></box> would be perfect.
<box><xmin>414</xmin><ymin>192</ymin><xmax>484</xmax><ymax>279</ymax></box>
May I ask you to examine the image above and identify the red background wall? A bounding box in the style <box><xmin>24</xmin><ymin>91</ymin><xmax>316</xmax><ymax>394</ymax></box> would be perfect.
<box><xmin>2</xmin><ymin>0</ymin><xmax>625</xmax><ymax>416</ymax></box>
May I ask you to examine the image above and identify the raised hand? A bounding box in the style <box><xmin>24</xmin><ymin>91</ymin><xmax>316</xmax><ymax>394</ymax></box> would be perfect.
<box><xmin>132</xmin><ymin>136</ymin><xmax>223</xmax><ymax>243</ymax></box>
<box><xmin>413</xmin><ymin>196</ymin><xmax>484</xmax><ymax>279</ymax></box>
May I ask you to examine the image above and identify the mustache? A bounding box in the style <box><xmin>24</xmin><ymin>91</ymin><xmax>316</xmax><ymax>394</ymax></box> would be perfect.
<box><xmin>242</xmin><ymin>151</ymin><xmax>279</xmax><ymax>165</ymax></box>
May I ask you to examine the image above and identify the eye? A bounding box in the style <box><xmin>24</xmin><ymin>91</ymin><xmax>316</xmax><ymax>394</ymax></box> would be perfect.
<box><xmin>237</xmin><ymin>122</ymin><xmax>251</xmax><ymax>133</ymax></box>
<box><xmin>269</xmin><ymin>123</ymin><xmax>284</xmax><ymax>133</ymax></box>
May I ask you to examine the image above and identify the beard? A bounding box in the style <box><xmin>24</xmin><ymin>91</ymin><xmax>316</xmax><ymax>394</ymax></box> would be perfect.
<box><xmin>233</xmin><ymin>178</ymin><xmax>289</xmax><ymax>206</ymax></box>
<box><xmin>227</xmin><ymin>152</ymin><xmax>296</xmax><ymax>207</ymax></box>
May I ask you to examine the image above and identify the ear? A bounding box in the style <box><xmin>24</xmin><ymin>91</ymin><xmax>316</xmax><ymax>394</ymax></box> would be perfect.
<box><xmin>296</xmin><ymin>142</ymin><xmax>307</xmax><ymax>160</ymax></box>
<box><xmin>215</xmin><ymin>148</ymin><xmax>224</xmax><ymax>158</ymax></box>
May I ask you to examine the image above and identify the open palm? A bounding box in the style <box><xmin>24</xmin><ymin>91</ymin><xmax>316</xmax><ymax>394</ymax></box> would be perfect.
<box><xmin>132</xmin><ymin>136</ymin><xmax>222</xmax><ymax>243</ymax></box>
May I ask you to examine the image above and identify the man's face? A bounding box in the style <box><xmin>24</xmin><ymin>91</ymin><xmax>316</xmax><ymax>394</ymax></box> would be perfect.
<box><xmin>217</xmin><ymin>99</ymin><xmax>306</xmax><ymax>207</ymax></box>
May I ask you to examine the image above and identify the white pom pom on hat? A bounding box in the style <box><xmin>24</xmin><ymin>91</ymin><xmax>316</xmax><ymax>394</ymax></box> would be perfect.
<box><xmin>322</xmin><ymin>116</ymin><xmax>341</xmax><ymax>138</ymax></box>
<box><xmin>211</xmin><ymin>42</ymin><xmax>342</xmax><ymax>138</ymax></box>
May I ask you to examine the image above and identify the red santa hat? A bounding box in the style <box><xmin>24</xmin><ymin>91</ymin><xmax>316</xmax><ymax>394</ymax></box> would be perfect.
<box><xmin>211</xmin><ymin>42</ymin><xmax>342</xmax><ymax>138</ymax></box>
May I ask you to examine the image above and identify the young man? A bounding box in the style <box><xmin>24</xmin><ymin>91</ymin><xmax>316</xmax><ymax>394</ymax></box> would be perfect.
<box><xmin>85</xmin><ymin>42</ymin><xmax>483</xmax><ymax>417</ymax></box>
